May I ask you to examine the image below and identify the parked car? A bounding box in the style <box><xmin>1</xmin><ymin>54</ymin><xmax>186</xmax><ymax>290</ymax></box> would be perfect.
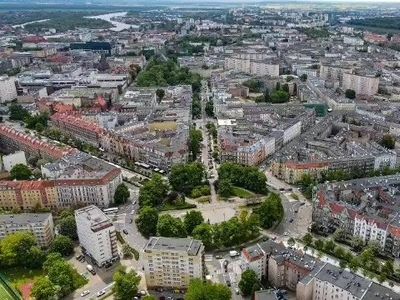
<box><xmin>123</xmin><ymin>229</ymin><xmax>128</xmax><ymax>234</ymax></box>
<box><xmin>289</xmin><ymin>218</ymin><xmax>294</xmax><ymax>223</ymax></box>
<box><xmin>226</xmin><ymin>280</ymin><xmax>231</xmax><ymax>287</ymax></box>
<box><xmin>89</xmin><ymin>270</ymin><xmax>96</xmax><ymax>275</ymax></box>
<box><xmin>235</xmin><ymin>288</ymin><xmax>240</xmax><ymax>295</ymax></box>
<box><xmin>80</xmin><ymin>290</ymin><xmax>90</xmax><ymax>297</ymax></box>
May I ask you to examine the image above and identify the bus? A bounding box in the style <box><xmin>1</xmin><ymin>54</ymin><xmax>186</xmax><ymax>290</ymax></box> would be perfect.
<box><xmin>103</xmin><ymin>208</ymin><xmax>119</xmax><ymax>215</ymax></box>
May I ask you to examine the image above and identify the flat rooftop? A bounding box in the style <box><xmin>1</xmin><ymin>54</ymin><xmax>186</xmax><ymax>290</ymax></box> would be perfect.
<box><xmin>144</xmin><ymin>237</ymin><xmax>203</xmax><ymax>256</ymax></box>
<box><xmin>0</xmin><ymin>213</ymin><xmax>51</xmax><ymax>225</ymax></box>
<box><xmin>74</xmin><ymin>205</ymin><xmax>112</xmax><ymax>233</ymax></box>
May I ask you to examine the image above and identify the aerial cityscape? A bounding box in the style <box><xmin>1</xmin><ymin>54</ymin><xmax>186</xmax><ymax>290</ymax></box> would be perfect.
<box><xmin>1</xmin><ymin>1</ymin><xmax>400</xmax><ymax>300</ymax></box>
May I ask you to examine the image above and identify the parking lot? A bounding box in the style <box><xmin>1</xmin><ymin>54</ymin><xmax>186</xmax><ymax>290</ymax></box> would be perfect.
<box><xmin>65</xmin><ymin>247</ymin><xmax>117</xmax><ymax>299</ymax></box>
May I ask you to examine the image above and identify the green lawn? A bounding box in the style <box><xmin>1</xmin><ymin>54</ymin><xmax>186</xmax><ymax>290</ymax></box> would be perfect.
<box><xmin>160</xmin><ymin>202</ymin><xmax>197</xmax><ymax>211</ymax></box>
<box><xmin>2</xmin><ymin>267</ymin><xmax>44</xmax><ymax>290</ymax></box>
<box><xmin>233</xmin><ymin>187</ymin><xmax>255</xmax><ymax>198</ymax></box>
<box><xmin>0</xmin><ymin>283</ymin><xmax>15</xmax><ymax>300</ymax></box>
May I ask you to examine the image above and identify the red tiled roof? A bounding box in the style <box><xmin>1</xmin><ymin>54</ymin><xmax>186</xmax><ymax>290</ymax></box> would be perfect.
<box><xmin>51</xmin><ymin>113</ymin><xmax>106</xmax><ymax>136</ymax></box>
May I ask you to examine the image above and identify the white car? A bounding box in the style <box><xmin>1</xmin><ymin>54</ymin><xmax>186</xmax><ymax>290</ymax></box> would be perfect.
<box><xmin>96</xmin><ymin>290</ymin><xmax>106</xmax><ymax>297</ymax></box>
<box><xmin>80</xmin><ymin>290</ymin><xmax>90</xmax><ymax>297</ymax></box>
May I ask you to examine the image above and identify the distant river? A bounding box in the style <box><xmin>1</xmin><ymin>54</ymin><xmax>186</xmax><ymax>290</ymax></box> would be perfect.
<box><xmin>12</xmin><ymin>19</ymin><xmax>50</xmax><ymax>29</ymax></box>
<box><xmin>85</xmin><ymin>12</ymin><xmax>139</xmax><ymax>32</ymax></box>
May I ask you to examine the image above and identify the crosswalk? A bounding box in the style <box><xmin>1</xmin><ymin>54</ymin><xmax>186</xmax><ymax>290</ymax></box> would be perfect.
<box><xmin>204</xmin><ymin>254</ymin><xmax>213</xmax><ymax>262</ymax></box>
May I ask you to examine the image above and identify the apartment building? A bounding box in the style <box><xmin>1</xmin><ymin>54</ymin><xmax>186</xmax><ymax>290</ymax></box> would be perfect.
<box><xmin>2</xmin><ymin>151</ymin><xmax>27</xmax><ymax>172</ymax></box>
<box><xmin>0</xmin><ymin>76</ymin><xmax>17</xmax><ymax>102</ymax></box>
<box><xmin>142</xmin><ymin>237</ymin><xmax>205</xmax><ymax>289</ymax></box>
<box><xmin>241</xmin><ymin>240</ymin><xmax>323</xmax><ymax>290</ymax></box>
<box><xmin>296</xmin><ymin>263</ymin><xmax>399</xmax><ymax>300</ymax></box>
<box><xmin>75</xmin><ymin>205</ymin><xmax>118</xmax><ymax>266</ymax></box>
<box><xmin>342</xmin><ymin>72</ymin><xmax>379</xmax><ymax>96</ymax></box>
<box><xmin>224</xmin><ymin>57</ymin><xmax>279</xmax><ymax>77</ymax></box>
<box><xmin>312</xmin><ymin>177</ymin><xmax>400</xmax><ymax>257</ymax></box>
<box><xmin>51</xmin><ymin>113</ymin><xmax>105</xmax><ymax>146</ymax></box>
<box><xmin>0</xmin><ymin>125</ymin><xmax>76</xmax><ymax>161</ymax></box>
<box><xmin>272</xmin><ymin>161</ymin><xmax>329</xmax><ymax>184</ymax></box>
<box><xmin>0</xmin><ymin>181</ymin><xmax>58</xmax><ymax>211</ymax></box>
<box><xmin>0</xmin><ymin>213</ymin><xmax>54</xmax><ymax>247</ymax></box>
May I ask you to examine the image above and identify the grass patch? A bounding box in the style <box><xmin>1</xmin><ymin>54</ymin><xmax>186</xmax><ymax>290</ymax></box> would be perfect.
<box><xmin>160</xmin><ymin>202</ymin><xmax>197</xmax><ymax>211</ymax></box>
<box><xmin>196</xmin><ymin>196</ymin><xmax>211</xmax><ymax>203</ymax></box>
<box><xmin>3</xmin><ymin>268</ymin><xmax>44</xmax><ymax>291</ymax></box>
<box><xmin>0</xmin><ymin>283</ymin><xmax>15</xmax><ymax>300</ymax></box>
<box><xmin>290</xmin><ymin>193</ymin><xmax>299</xmax><ymax>200</ymax></box>
<box><xmin>233</xmin><ymin>187</ymin><xmax>255</xmax><ymax>198</ymax></box>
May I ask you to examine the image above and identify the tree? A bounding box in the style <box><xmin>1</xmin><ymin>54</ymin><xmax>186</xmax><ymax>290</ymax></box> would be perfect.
<box><xmin>114</xmin><ymin>183</ymin><xmax>130</xmax><ymax>205</ymax></box>
<box><xmin>379</xmin><ymin>134</ymin><xmax>396</xmax><ymax>149</ymax></box>
<box><xmin>381</xmin><ymin>260</ymin><xmax>394</xmax><ymax>276</ymax></box>
<box><xmin>0</xmin><ymin>232</ymin><xmax>41</xmax><ymax>268</ymax></box>
<box><xmin>184</xmin><ymin>211</ymin><xmax>204</xmax><ymax>235</ymax></box>
<box><xmin>205</xmin><ymin>101</ymin><xmax>214</xmax><ymax>117</ymax></box>
<box><xmin>169</xmin><ymin>162</ymin><xmax>205</xmax><ymax>194</ymax></box>
<box><xmin>122</xmin><ymin>243</ymin><xmax>132</xmax><ymax>258</ymax></box>
<box><xmin>345</xmin><ymin>89</ymin><xmax>356</xmax><ymax>99</ymax></box>
<box><xmin>287</xmin><ymin>237</ymin><xmax>296</xmax><ymax>248</ymax></box>
<box><xmin>9</xmin><ymin>163</ymin><xmax>32</xmax><ymax>180</ymax></box>
<box><xmin>58</xmin><ymin>215</ymin><xmax>78</xmax><ymax>240</ymax></box>
<box><xmin>351</xmin><ymin>236</ymin><xmax>365</xmax><ymax>252</ymax></box>
<box><xmin>49</xmin><ymin>235</ymin><xmax>74</xmax><ymax>256</ymax></box>
<box><xmin>300</xmin><ymin>74</ymin><xmax>308</xmax><ymax>82</ymax></box>
<box><xmin>139</xmin><ymin>174</ymin><xmax>169</xmax><ymax>207</ymax></box>
<box><xmin>217</xmin><ymin>179</ymin><xmax>234</xmax><ymax>198</ymax></box>
<box><xmin>112</xmin><ymin>266</ymin><xmax>141</xmax><ymax>300</ymax></box>
<box><xmin>255</xmin><ymin>193</ymin><xmax>284</xmax><ymax>229</ymax></box>
<box><xmin>156</xmin><ymin>89</ymin><xmax>165</xmax><ymax>102</ymax></box>
<box><xmin>268</xmin><ymin>90</ymin><xmax>290</xmax><ymax>103</ymax></box>
<box><xmin>188</xmin><ymin>129</ymin><xmax>203</xmax><ymax>161</ymax></box>
<box><xmin>302</xmin><ymin>233</ymin><xmax>313</xmax><ymax>246</ymax></box>
<box><xmin>334</xmin><ymin>247</ymin><xmax>345</xmax><ymax>259</ymax></box>
<box><xmin>324</xmin><ymin>239</ymin><xmax>336</xmax><ymax>254</ymax></box>
<box><xmin>282</xmin><ymin>83</ymin><xmax>290</xmax><ymax>93</ymax></box>
<box><xmin>333</xmin><ymin>228</ymin><xmax>345</xmax><ymax>242</ymax></box>
<box><xmin>367</xmin><ymin>240</ymin><xmax>381</xmax><ymax>255</ymax></box>
<box><xmin>238</xmin><ymin>270</ymin><xmax>260</xmax><ymax>296</ymax></box>
<box><xmin>43</xmin><ymin>253</ymin><xmax>84</xmax><ymax>297</ymax></box>
<box><xmin>192</xmin><ymin>223</ymin><xmax>214</xmax><ymax>249</ymax></box>
<box><xmin>8</xmin><ymin>103</ymin><xmax>30</xmax><ymax>121</ymax></box>
<box><xmin>136</xmin><ymin>206</ymin><xmax>159</xmax><ymax>238</ymax></box>
<box><xmin>142</xmin><ymin>296</ymin><xmax>157</xmax><ymax>300</ymax></box>
<box><xmin>242</xmin><ymin>79</ymin><xmax>262</xmax><ymax>93</ymax></box>
<box><xmin>157</xmin><ymin>214</ymin><xmax>188</xmax><ymax>238</ymax></box>
<box><xmin>263</xmin><ymin>88</ymin><xmax>270</xmax><ymax>102</ymax></box>
<box><xmin>185</xmin><ymin>278</ymin><xmax>231</xmax><ymax>300</ymax></box>
<box><xmin>314</xmin><ymin>239</ymin><xmax>324</xmax><ymax>251</ymax></box>
<box><xmin>31</xmin><ymin>276</ymin><xmax>58</xmax><ymax>300</ymax></box>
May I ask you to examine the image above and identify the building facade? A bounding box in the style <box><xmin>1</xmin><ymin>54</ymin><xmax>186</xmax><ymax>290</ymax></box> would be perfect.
<box><xmin>2</xmin><ymin>151</ymin><xmax>27</xmax><ymax>172</ymax></box>
<box><xmin>0</xmin><ymin>213</ymin><xmax>54</xmax><ymax>247</ymax></box>
<box><xmin>142</xmin><ymin>237</ymin><xmax>205</xmax><ymax>289</ymax></box>
<box><xmin>0</xmin><ymin>76</ymin><xmax>17</xmax><ymax>102</ymax></box>
<box><xmin>75</xmin><ymin>205</ymin><xmax>118</xmax><ymax>266</ymax></box>
<box><xmin>342</xmin><ymin>72</ymin><xmax>379</xmax><ymax>96</ymax></box>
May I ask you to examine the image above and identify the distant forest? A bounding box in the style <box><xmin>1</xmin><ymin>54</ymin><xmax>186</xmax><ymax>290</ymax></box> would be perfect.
<box><xmin>348</xmin><ymin>17</ymin><xmax>400</xmax><ymax>31</ymax></box>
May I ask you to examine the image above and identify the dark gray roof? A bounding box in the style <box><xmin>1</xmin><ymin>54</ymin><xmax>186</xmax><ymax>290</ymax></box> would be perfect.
<box><xmin>144</xmin><ymin>237</ymin><xmax>203</xmax><ymax>256</ymax></box>
<box><xmin>0</xmin><ymin>213</ymin><xmax>51</xmax><ymax>225</ymax></box>
<box><xmin>254</xmin><ymin>290</ymin><xmax>279</xmax><ymax>300</ymax></box>
<box><xmin>362</xmin><ymin>282</ymin><xmax>400</xmax><ymax>300</ymax></box>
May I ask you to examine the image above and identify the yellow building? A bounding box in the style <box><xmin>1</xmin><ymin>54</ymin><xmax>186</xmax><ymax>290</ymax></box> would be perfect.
<box><xmin>272</xmin><ymin>161</ymin><xmax>329</xmax><ymax>184</ymax></box>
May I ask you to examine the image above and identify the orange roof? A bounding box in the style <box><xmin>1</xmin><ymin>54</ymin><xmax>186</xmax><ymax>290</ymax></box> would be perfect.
<box><xmin>51</xmin><ymin>113</ymin><xmax>105</xmax><ymax>136</ymax></box>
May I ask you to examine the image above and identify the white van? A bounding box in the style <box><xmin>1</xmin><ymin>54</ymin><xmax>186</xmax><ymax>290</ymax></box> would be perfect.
<box><xmin>229</xmin><ymin>250</ymin><xmax>239</xmax><ymax>257</ymax></box>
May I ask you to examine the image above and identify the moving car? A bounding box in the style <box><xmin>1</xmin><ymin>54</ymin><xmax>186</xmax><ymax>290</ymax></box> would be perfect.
<box><xmin>80</xmin><ymin>290</ymin><xmax>90</xmax><ymax>297</ymax></box>
<box><xmin>96</xmin><ymin>290</ymin><xmax>106</xmax><ymax>297</ymax></box>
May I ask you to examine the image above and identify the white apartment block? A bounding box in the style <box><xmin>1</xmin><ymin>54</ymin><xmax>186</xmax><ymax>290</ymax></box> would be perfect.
<box><xmin>142</xmin><ymin>237</ymin><xmax>205</xmax><ymax>289</ymax></box>
<box><xmin>283</xmin><ymin>121</ymin><xmax>302</xmax><ymax>144</ymax></box>
<box><xmin>75</xmin><ymin>205</ymin><xmax>118</xmax><ymax>266</ymax></box>
<box><xmin>353</xmin><ymin>215</ymin><xmax>387</xmax><ymax>250</ymax></box>
<box><xmin>224</xmin><ymin>57</ymin><xmax>279</xmax><ymax>77</ymax></box>
<box><xmin>2</xmin><ymin>151</ymin><xmax>27</xmax><ymax>172</ymax></box>
<box><xmin>0</xmin><ymin>76</ymin><xmax>17</xmax><ymax>102</ymax></box>
<box><xmin>0</xmin><ymin>213</ymin><xmax>54</xmax><ymax>247</ymax></box>
<box><xmin>342</xmin><ymin>72</ymin><xmax>379</xmax><ymax>96</ymax></box>
<box><xmin>343</xmin><ymin>36</ymin><xmax>365</xmax><ymax>46</ymax></box>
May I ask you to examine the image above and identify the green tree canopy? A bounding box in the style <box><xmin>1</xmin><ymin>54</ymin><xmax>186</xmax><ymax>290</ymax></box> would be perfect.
<box><xmin>379</xmin><ymin>134</ymin><xmax>396</xmax><ymax>149</ymax></box>
<box><xmin>345</xmin><ymin>89</ymin><xmax>356</xmax><ymax>99</ymax></box>
<box><xmin>242</xmin><ymin>79</ymin><xmax>263</xmax><ymax>93</ymax></box>
<box><xmin>238</xmin><ymin>270</ymin><xmax>260</xmax><ymax>296</ymax></box>
<box><xmin>184</xmin><ymin>278</ymin><xmax>231</xmax><ymax>300</ymax></box>
<box><xmin>184</xmin><ymin>211</ymin><xmax>204</xmax><ymax>235</ymax></box>
<box><xmin>43</xmin><ymin>252</ymin><xmax>84</xmax><ymax>297</ymax></box>
<box><xmin>156</xmin><ymin>88</ymin><xmax>165</xmax><ymax>102</ymax></box>
<box><xmin>139</xmin><ymin>174</ymin><xmax>169</xmax><ymax>207</ymax></box>
<box><xmin>114</xmin><ymin>183</ymin><xmax>130</xmax><ymax>205</ymax></box>
<box><xmin>136</xmin><ymin>206</ymin><xmax>159</xmax><ymax>238</ymax></box>
<box><xmin>187</xmin><ymin>129</ymin><xmax>203</xmax><ymax>161</ymax></box>
<box><xmin>31</xmin><ymin>276</ymin><xmax>58</xmax><ymax>300</ymax></box>
<box><xmin>192</xmin><ymin>223</ymin><xmax>214</xmax><ymax>249</ymax></box>
<box><xmin>49</xmin><ymin>235</ymin><xmax>74</xmax><ymax>256</ymax></box>
<box><xmin>217</xmin><ymin>163</ymin><xmax>267</xmax><ymax>194</ymax></box>
<box><xmin>9</xmin><ymin>103</ymin><xmax>30</xmax><ymax>121</ymax></box>
<box><xmin>169</xmin><ymin>162</ymin><xmax>205</xmax><ymax>194</ymax></box>
<box><xmin>58</xmin><ymin>215</ymin><xmax>78</xmax><ymax>240</ymax></box>
<box><xmin>157</xmin><ymin>214</ymin><xmax>188</xmax><ymax>238</ymax></box>
<box><xmin>302</xmin><ymin>233</ymin><xmax>313</xmax><ymax>246</ymax></box>
<box><xmin>112</xmin><ymin>266</ymin><xmax>141</xmax><ymax>300</ymax></box>
<box><xmin>9</xmin><ymin>163</ymin><xmax>32</xmax><ymax>180</ymax></box>
<box><xmin>268</xmin><ymin>90</ymin><xmax>290</xmax><ymax>103</ymax></box>
<box><xmin>254</xmin><ymin>193</ymin><xmax>284</xmax><ymax>229</ymax></box>
<box><xmin>217</xmin><ymin>179</ymin><xmax>234</xmax><ymax>198</ymax></box>
<box><xmin>205</xmin><ymin>100</ymin><xmax>214</xmax><ymax>117</ymax></box>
